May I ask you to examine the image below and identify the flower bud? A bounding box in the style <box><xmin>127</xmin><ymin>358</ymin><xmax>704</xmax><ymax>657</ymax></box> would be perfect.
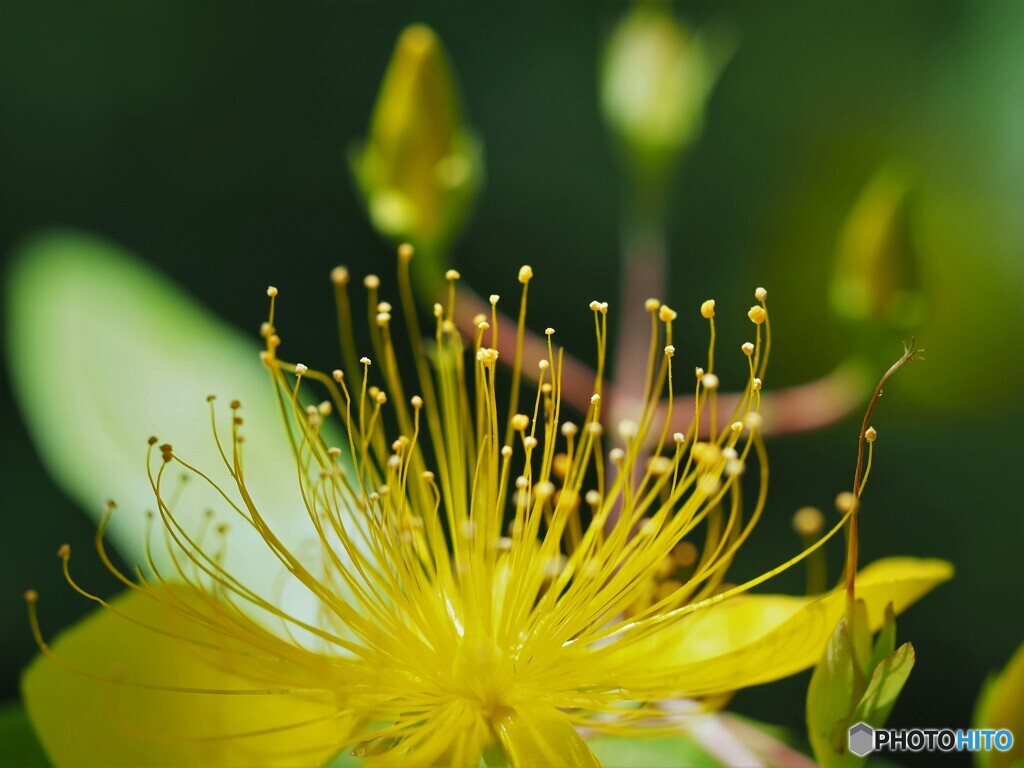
<box><xmin>601</xmin><ymin>6</ymin><xmax>730</xmax><ymax>184</ymax></box>
<box><xmin>829</xmin><ymin>166</ymin><xmax>925</xmax><ymax>330</ymax></box>
<box><xmin>351</xmin><ymin>25</ymin><xmax>482</xmax><ymax>253</ymax></box>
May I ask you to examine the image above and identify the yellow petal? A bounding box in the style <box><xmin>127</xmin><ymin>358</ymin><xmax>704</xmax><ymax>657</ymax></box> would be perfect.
<box><xmin>23</xmin><ymin>588</ymin><xmax>344</xmax><ymax>768</ymax></box>
<box><xmin>494</xmin><ymin>707</ymin><xmax>601</xmax><ymax>768</ymax></box>
<box><xmin>612</xmin><ymin>557</ymin><xmax>952</xmax><ymax>696</ymax></box>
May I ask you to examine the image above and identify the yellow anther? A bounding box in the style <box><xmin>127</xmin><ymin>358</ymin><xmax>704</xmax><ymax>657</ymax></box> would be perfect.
<box><xmin>266</xmin><ymin>285</ymin><xmax>278</xmax><ymax>297</ymax></box>
<box><xmin>793</xmin><ymin>506</ymin><xmax>824</xmax><ymax>537</ymax></box>
<box><xmin>835</xmin><ymin>491</ymin><xmax>856</xmax><ymax>513</ymax></box>
<box><xmin>294</xmin><ymin>363</ymin><xmax>308</xmax><ymax>376</ymax></box>
<box><xmin>745</xmin><ymin>412</ymin><xmax>763</xmax><ymax>430</ymax></box>
<box><xmin>589</xmin><ymin>300</ymin><xmax>601</xmax><ymax>312</ymax></box>
<box><xmin>659</xmin><ymin>305</ymin><xmax>677</xmax><ymax>322</ymax></box>
<box><xmin>752</xmin><ymin>377</ymin><xmax>762</xmax><ymax>391</ymax></box>
<box><xmin>364</xmin><ymin>274</ymin><xmax>381</xmax><ymax>289</ymax></box>
<box><xmin>489</xmin><ymin>294</ymin><xmax>499</xmax><ymax>305</ymax></box>
<box><xmin>331</xmin><ymin>266</ymin><xmax>349</xmax><ymax>285</ymax></box>
<box><xmin>673</xmin><ymin>432</ymin><xmax>685</xmax><ymax>444</ymax></box>
<box><xmin>411</xmin><ymin>395</ymin><xmax>424</xmax><ymax>409</ymax></box>
<box><xmin>544</xmin><ymin>327</ymin><xmax>555</xmax><ymax>336</ymax></box>
<box><xmin>57</xmin><ymin>544</ymin><xmax>71</xmax><ymax>558</ymax></box>
<box><xmin>742</xmin><ymin>342</ymin><xmax>755</xmax><ymax>356</ymax></box>
<box><xmin>360</xmin><ymin>356</ymin><xmax>372</xmax><ymax>365</ymax></box>
<box><xmin>702</xmin><ymin>373</ymin><xmax>719</xmax><ymax>390</ymax></box>
<box><xmin>618</xmin><ymin>420</ymin><xmax>638</xmax><ymax>440</ymax></box>
<box><xmin>865</xmin><ymin>426</ymin><xmax>877</xmax><ymax>442</ymax></box>
<box><xmin>538</xmin><ymin>359</ymin><xmax>550</xmax><ymax>371</ymax></box>
<box><xmin>510</xmin><ymin>414</ymin><xmax>530</xmax><ymax>432</ymax></box>
<box><xmin>755</xmin><ymin>286</ymin><xmax>768</xmax><ymax>302</ymax></box>
<box><xmin>397</xmin><ymin>243</ymin><xmax>414</xmax><ymax>261</ymax></box>
<box><xmin>523</xmin><ymin>436</ymin><xmax>539</xmax><ymax>450</ymax></box>
<box><xmin>376</xmin><ymin>312</ymin><xmax>392</xmax><ymax>326</ymax></box>
<box><xmin>445</xmin><ymin>269</ymin><xmax>461</xmax><ymax>281</ymax></box>
<box><xmin>327</xmin><ymin>447</ymin><xmax>342</xmax><ymax>458</ymax></box>
<box><xmin>700</xmin><ymin>299</ymin><xmax>716</xmax><ymax>319</ymax></box>
<box><xmin>648</xmin><ymin>456</ymin><xmax>673</xmax><ymax>476</ymax></box>
<box><xmin>561</xmin><ymin>422</ymin><xmax>578</xmax><ymax>437</ymax></box>
<box><xmin>332</xmin><ymin>369</ymin><xmax>344</xmax><ymax>381</ymax></box>
<box><xmin>500</xmin><ymin>445</ymin><xmax>513</xmax><ymax>458</ymax></box>
<box><xmin>748</xmin><ymin>305</ymin><xmax>767</xmax><ymax>325</ymax></box>
<box><xmin>645</xmin><ymin>298</ymin><xmax>661</xmax><ymax>312</ymax></box>
<box><xmin>590</xmin><ymin>393</ymin><xmax>601</xmax><ymax>404</ymax></box>
<box><xmin>518</xmin><ymin>265</ymin><xmax>534</xmax><ymax>283</ymax></box>
<box><xmin>609</xmin><ymin>448</ymin><xmax>625</xmax><ymax>464</ymax></box>
<box><xmin>664</xmin><ymin>345</ymin><xmax>675</xmax><ymax>357</ymax></box>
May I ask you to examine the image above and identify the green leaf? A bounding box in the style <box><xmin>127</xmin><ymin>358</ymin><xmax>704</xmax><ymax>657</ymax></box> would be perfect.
<box><xmin>5</xmin><ymin>231</ymin><xmax>341</xmax><ymax>624</ymax></box>
<box><xmin>0</xmin><ymin>701</ymin><xmax>50</xmax><ymax>767</ymax></box>
<box><xmin>587</xmin><ymin>732</ymin><xmax>720</xmax><ymax>768</ymax></box>
<box><xmin>853</xmin><ymin>642</ymin><xmax>916</xmax><ymax>728</ymax></box>
<box><xmin>807</xmin><ymin>619</ymin><xmax>857</xmax><ymax>768</ymax></box>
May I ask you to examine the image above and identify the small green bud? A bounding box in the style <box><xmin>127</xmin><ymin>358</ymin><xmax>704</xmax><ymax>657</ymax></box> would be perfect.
<box><xmin>351</xmin><ymin>25</ymin><xmax>482</xmax><ymax>253</ymax></box>
<box><xmin>601</xmin><ymin>5</ymin><xmax>730</xmax><ymax>186</ymax></box>
<box><xmin>830</xmin><ymin>166</ymin><xmax>926</xmax><ymax>330</ymax></box>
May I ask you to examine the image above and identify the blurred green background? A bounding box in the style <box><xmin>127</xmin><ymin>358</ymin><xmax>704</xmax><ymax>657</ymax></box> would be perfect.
<box><xmin>1</xmin><ymin>1</ymin><xmax>1022</xmax><ymax>765</ymax></box>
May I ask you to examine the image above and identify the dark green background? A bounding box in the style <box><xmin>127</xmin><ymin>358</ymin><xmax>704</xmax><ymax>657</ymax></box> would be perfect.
<box><xmin>2</xmin><ymin>2</ymin><xmax>1022</xmax><ymax>766</ymax></box>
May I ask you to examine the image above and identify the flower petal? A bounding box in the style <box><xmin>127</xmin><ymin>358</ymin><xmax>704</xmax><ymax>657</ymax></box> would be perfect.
<box><xmin>6</xmin><ymin>231</ymin><xmax>333</xmax><ymax>621</ymax></box>
<box><xmin>23</xmin><ymin>588</ymin><xmax>345</xmax><ymax>768</ymax></box>
<box><xmin>612</xmin><ymin>557</ymin><xmax>952</xmax><ymax>696</ymax></box>
<box><xmin>495</xmin><ymin>707</ymin><xmax>601</xmax><ymax>768</ymax></box>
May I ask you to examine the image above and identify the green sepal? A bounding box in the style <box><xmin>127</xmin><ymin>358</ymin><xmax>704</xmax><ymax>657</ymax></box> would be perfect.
<box><xmin>853</xmin><ymin>642</ymin><xmax>916</xmax><ymax>728</ymax></box>
<box><xmin>870</xmin><ymin>602</ymin><xmax>898</xmax><ymax>672</ymax></box>
<box><xmin>807</xmin><ymin>618</ymin><xmax>858</xmax><ymax>767</ymax></box>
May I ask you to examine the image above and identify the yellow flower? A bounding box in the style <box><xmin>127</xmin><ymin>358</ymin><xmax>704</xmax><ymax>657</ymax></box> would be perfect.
<box><xmin>22</xmin><ymin>248</ymin><xmax>950</xmax><ymax>767</ymax></box>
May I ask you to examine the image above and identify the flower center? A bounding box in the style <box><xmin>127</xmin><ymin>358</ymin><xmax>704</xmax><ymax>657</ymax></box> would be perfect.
<box><xmin>452</xmin><ymin>636</ymin><xmax>514</xmax><ymax>718</ymax></box>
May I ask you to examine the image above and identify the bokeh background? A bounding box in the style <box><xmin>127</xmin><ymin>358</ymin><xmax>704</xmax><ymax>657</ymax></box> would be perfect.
<box><xmin>1</xmin><ymin>1</ymin><xmax>1022</xmax><ymax>766</ymax></box>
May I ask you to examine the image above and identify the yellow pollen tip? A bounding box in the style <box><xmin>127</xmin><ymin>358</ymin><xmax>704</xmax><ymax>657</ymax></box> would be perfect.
<box><xmin>835</xmin><ymin>491</ymin><xmax>856</xmax><ymax>513</ymax></box>
<box><xmin>793</xmin><ymin>506</ymin><xmax>825</xmax><ymax>537</ymax></box>
<box><xmin>489</xmin><ymin>294</ymin><xmax>499</xmax><ymax>305</ymax></box>
<box><xmin>645</xmin><ymin>298</ymin><xmax>661</xmax><ymax>312</ymax></box>
<box><xmin>364</xmin><ymin>274</ymin><xmax>380</xmax><ymax>289</ymax></box>
<box><xmin>659</xmin><ymin>305</ymin><xmax>677</xmax><ymax>322</ymax></box>
<box><xmin>748</xmin><ymin>305</ymin><xmax>767</xmax><ymax>324</ymax></box>
<box><xmin>865</xmin><ymin>426</ymin><xmax>878</xmax><ymax>442</ymax></box>
<box><xmin>510</xmin><ymin>414</ymin><xmax>530</xmax><ymax>432</ymax></box>
<box><xmin>24</xmin><ymin>589</ymin><xmax>38</xmax><ymax>603</ymax></box>
<box><xmin>294</xmin><ymin>363</ymin><xmax>308</xmax><ymax>376</ymax></box>
<box><xmin>332</xmin><ymin>369</ymin><xmax>344</xmax><ymax>381</ymax></box>
<box><xmin>330</xmin><ymin>266</ymin><xmax>349</xmax><ymax>285</ymax></box>
<box><xmin>445</xmin><ymin>269</ymin><xmax>461</xmax><ymax>281</ymax></box>
<box><xmin>673</xmin><ymin>432</ymin><xmax>685</xmax><ymax>444</ymax></box>
<box><xmin>702</xmin><ymin>373</ymin><xmax>719</xmax><ymax>390</ymax></box>
<box><xmin>755</xmin><ymin>286</ymin><xmax>768</xmax><ymax>301</ymax></box>
<box><xmin>544</xmin><ymin>327</ymin><xmax>555</xmax><ymax>336</ymax></box>
<box><xmin>57</xmin><ymin>544</ymin><xmax>71</xmax><ymax>558</ymax></box>
<box><xmin>266</xmin><ymin>286</ymin><xmax>278</xmax><ymax>297</ymax></box>
<box><xmin>700</xmin><ymin>299</ymin><xmax>716</xmax><ymax>319</ymax></box>
<box><xmin>742</xmin><ymin>342</ymin><xmax>755</xmax><ymax>356</ymax></box>
<box><xmin>518</xmin><ymin>265</ymin><xmax>533</xmax><ymax>283</ymax></box>
<box><xmin>397</xmin><ymin>243</ymin><xmax>414</xmax><ymax>261</ymax></box>
<box><xmin>665</xmin><ymin>345</ymin><xmax>675</xmax><ymax>357</ymax></box>
<box><xmin>411</xmin><ymin>395</ymin><xmax>423</xmax><ymax>409</ymax></box>
<box><xmin>590</xmin><ymin>394</ymin><xmax>601</xmax><ymax>404</ymax></box>
<box><xmin>360</xmin><ymin>357</ymin><xmax>372</xmax><ymax>366</ymax></box>
<box><xmin>752</xmin><ymin>377</ymin><xmax>762</xmax><ymax>391</ymax></box>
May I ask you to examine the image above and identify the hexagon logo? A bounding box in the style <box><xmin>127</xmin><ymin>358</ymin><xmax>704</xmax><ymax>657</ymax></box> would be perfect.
<box><xmin>848</xmin><ymin>722</ymin><xmax>875</xmax><ymax>757</ymax></box>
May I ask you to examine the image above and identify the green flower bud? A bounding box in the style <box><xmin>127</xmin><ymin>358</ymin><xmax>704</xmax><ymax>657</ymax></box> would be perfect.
<box><xmin>351</xmin><ymin>25</ymin><xmax>482</xmax><ymax>253</ymax></box>
<box><xmin>601</xmin><ymin>5</ymin><xmax>730</xmax><ymax>188</ymax></box>
<box><xmin>830</xmin><ymin>166</ymin><xmax>926</xmax><ymax>330</ymax></box>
